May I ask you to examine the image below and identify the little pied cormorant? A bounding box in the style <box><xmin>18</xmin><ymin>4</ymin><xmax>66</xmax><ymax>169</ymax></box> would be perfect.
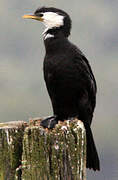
<box><xmin>23</xmin><ymin>7</ymin><xmax>100</xmax><ymax>171</ymax></box>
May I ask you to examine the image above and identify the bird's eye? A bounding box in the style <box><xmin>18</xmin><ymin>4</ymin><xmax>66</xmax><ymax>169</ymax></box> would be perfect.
<box><xmin>39</xmin><ymin>13</ymin><xmax>43</xmax><ymax>17</ymax></box>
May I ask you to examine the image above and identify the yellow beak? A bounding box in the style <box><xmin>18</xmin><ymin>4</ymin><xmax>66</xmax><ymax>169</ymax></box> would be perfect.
<box><xmin>22</xmin><ymin>14</ymin><xmax>43</xmax><ymax>21</ymax></box>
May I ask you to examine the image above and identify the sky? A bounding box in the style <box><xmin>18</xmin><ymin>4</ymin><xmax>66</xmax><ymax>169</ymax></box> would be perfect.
<box><xmin>0</xmin><ymin>0</ymin><xmax>118</xmax><ymax>179</ymax></box>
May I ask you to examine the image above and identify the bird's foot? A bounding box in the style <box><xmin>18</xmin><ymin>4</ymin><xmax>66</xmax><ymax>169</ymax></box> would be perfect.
<box><xmin>67</xmin><ymin>117</ymin><xmax>77</xmax><ymax>121</ymax></box>
<box><xmin>40</xmin><ymin>115</ymin><xmax>58</xmax><ymax>129</ymax></box>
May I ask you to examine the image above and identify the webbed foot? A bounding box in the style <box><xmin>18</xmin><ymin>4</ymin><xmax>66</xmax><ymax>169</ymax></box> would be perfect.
<box><xmin>40</xmin><ymin>115</ymin><xmax>58</xmax><ymax>129</ymax></box>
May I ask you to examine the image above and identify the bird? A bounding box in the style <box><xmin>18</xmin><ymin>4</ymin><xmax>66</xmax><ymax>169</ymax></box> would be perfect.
<box><xmin>23</xmin><ymin>6</ymin><xmax>100</xmax><ymax>171</ymax></box>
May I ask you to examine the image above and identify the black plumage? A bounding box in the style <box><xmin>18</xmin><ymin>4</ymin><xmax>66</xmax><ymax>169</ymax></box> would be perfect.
<box><xmin>23</xmin><ymin>7</ymin><xmax>100</xmax><ymax>171</ymax></box>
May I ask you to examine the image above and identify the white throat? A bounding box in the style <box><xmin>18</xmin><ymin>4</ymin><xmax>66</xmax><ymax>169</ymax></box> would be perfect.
<box><xmin>42</xmin><ymin>27</ymin><xmax>54</xmax><ymax>40</ymax></box>
<box><xmin>43</xmin><ymin>33</ymin><xmax>54</xmax><ymax>40</ymax></box>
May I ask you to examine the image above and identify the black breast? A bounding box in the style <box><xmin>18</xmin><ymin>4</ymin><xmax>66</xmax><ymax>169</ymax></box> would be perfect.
<box><xmin>43</xmin><ymin>37</ymin><xmax>96</xmax><ymax>123</ymax></box>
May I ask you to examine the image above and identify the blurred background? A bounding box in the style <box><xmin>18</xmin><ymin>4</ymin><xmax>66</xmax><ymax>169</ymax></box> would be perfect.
<box><xmin>0</xmin><ymin>0</ymin><xmax>118</xmax><ymax>179</ymax></box>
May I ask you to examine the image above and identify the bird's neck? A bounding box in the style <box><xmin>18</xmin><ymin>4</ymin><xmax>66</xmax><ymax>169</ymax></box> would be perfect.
<box><xmin>43</xmin><ymin>28</ymin><xmax>68</xmax><ymax>55</ymax></box>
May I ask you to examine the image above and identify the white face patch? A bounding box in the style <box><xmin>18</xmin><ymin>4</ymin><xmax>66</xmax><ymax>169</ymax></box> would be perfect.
<box><xmin>42</xmin><ymin>12</ymin><xmax>64</xmax><ymax>29</ymax></box>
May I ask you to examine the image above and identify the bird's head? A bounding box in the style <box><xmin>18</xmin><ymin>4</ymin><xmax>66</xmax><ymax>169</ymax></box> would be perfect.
<box><xmin>23</xmin><ymin>7</ymin><xmax>71</xmax><ymax>39</ymax></box>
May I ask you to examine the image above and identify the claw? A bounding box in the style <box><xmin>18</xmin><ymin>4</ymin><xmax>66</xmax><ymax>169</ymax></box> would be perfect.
<box><xmin>40</xmin><ymin>116</ymin><xmax>58</xmax><ymax>129</ymax></box>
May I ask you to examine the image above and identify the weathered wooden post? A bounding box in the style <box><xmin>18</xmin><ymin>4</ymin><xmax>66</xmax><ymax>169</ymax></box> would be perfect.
<box><xmin>0</xmin><ymin>118</ymin><xmax>86</xmax><ymax>180</ymax></box>
<box><xmin>0</xmin><ymin>121</ymin><xmax>27</xmax><ymax>180</ymax></box>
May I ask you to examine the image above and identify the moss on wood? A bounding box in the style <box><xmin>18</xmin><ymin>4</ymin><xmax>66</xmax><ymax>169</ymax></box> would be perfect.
<box><xmin>21</xmin><ymin>119</ymin><xmax>86</xmax><ymax>180</ymax></box>
<box><xmin>0</xmin><ymin>121</ymin><xmax>27</xmax><ymax>180</ymax></box>
<box><xmin>0</xmin><ymin>119</ymin><xmax>86</xmax><ymax>180</ymax></box>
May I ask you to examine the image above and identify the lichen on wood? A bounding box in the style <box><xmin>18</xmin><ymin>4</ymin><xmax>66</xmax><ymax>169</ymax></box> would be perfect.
<box><xmin>0</xmin><ymin>121</ymin><xmax>27</xmax><ymax>180</ymax></box>
<box><xmin>21</xmin><ymin>119</ymin><xmax>86</xmax><ymax>180</ymax></box>
<box><xmin>0</xmin><ymin>118</ymin><xmax>86</xmax><ymax>180</ymax></box>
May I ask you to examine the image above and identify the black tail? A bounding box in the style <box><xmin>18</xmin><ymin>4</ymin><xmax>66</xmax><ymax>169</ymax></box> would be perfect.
<box><xmin>84</xmin><ymin>123</ymin><xmax>100</xmax><ymax>171</ymax></box>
